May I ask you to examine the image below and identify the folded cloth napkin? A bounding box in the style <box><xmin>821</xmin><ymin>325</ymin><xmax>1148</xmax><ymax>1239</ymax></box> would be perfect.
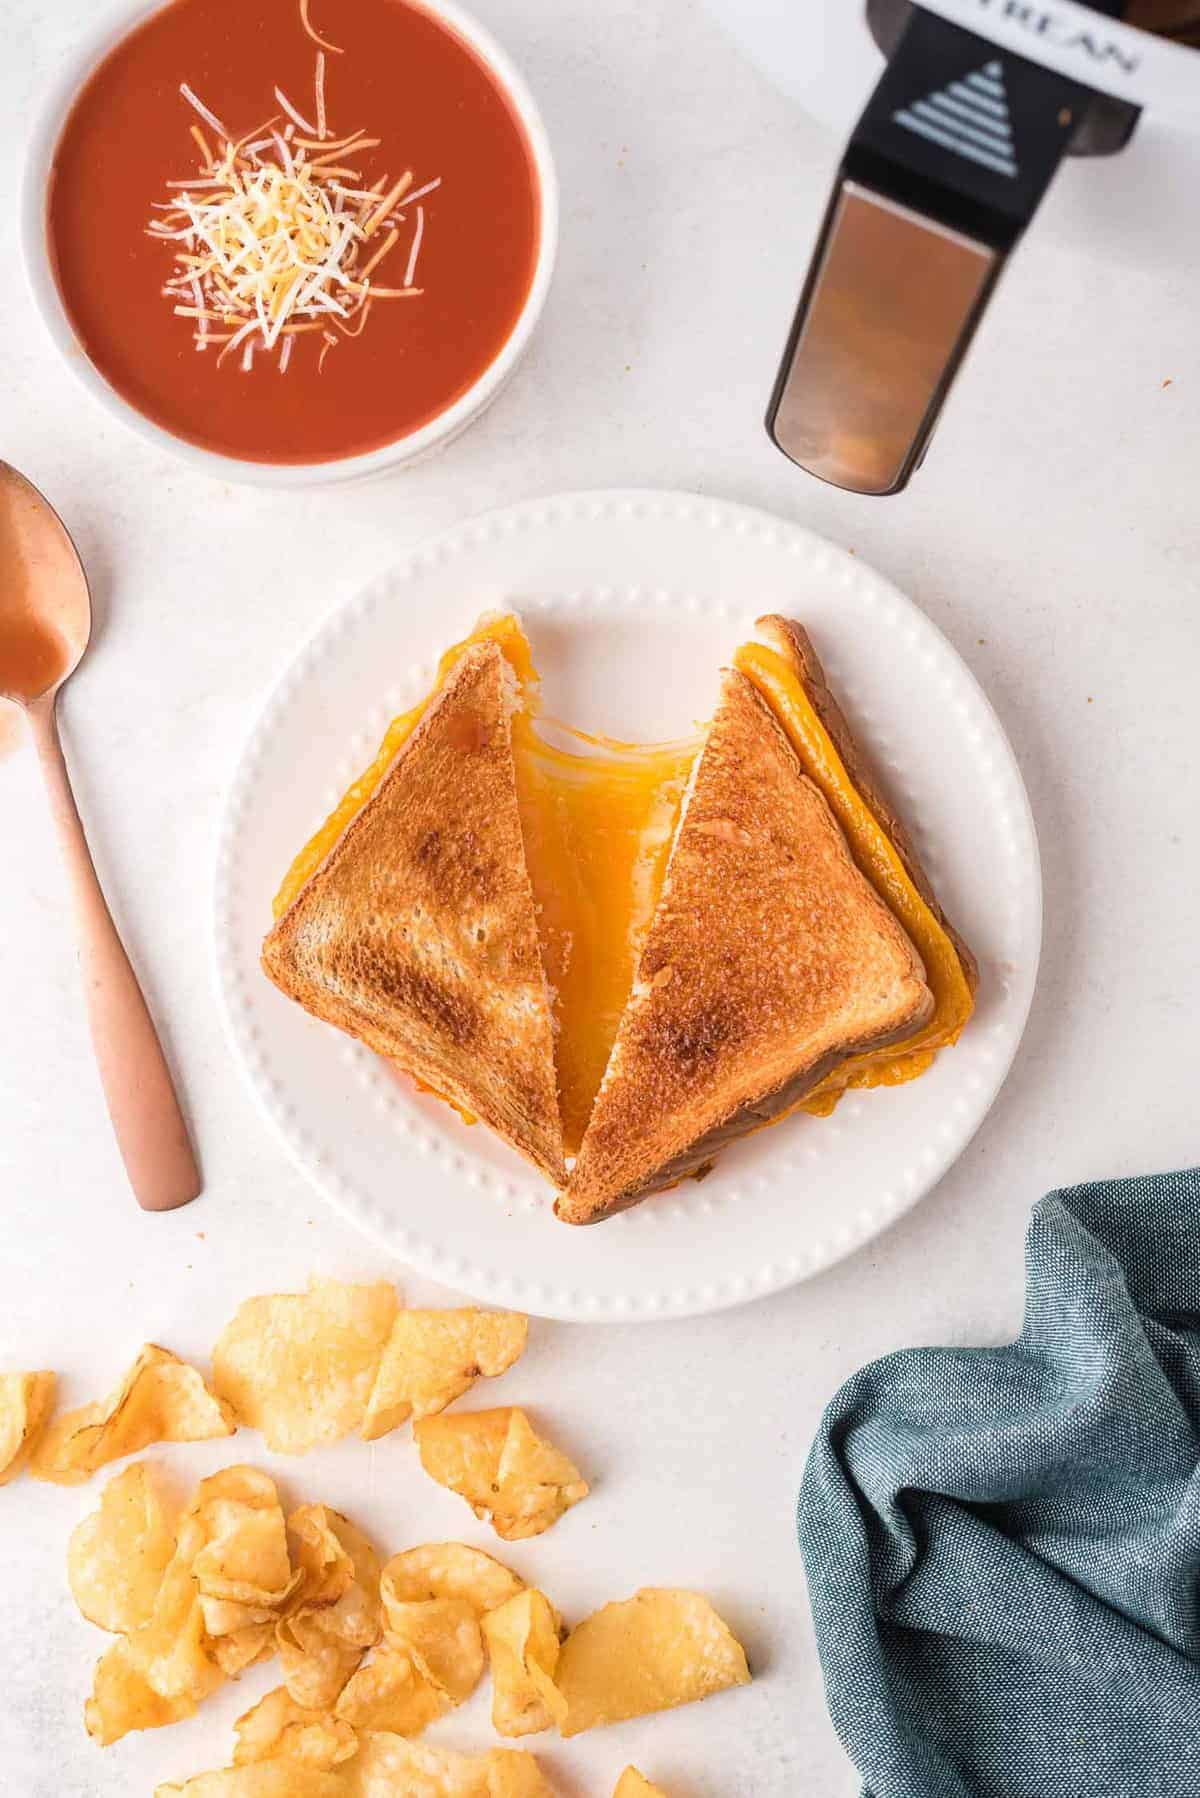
<box><xmin>799</xmin><ymin>1169</ymin><xmax>1200</xmax><ymax>1798</ymax></box>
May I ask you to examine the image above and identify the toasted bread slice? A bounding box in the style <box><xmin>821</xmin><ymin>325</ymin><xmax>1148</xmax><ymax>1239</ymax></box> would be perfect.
<box><xmin>262</xmin><ymin>642</ymin><xmax>565</xmax><ymax>1185</ymax></box>
<box><xmin>756</xmin><ymin>615</ymin><xmax>978</xmax><ymax>992</ymax></box>
<box><xmin>558</xmin><ymin>668</ymin><xmax>934</xmax><ymax>1223</ymax></box>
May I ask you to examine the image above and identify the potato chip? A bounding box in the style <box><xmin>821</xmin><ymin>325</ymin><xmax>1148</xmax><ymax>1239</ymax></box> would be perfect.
<box><xmin>613</xmin><ymin>1772</ymin><xmax>668</xmax><ymax>1798</ymax></box>
<box><xmin>555</xmin><ymin>1588</ymin><xmax>750</xmax><ymax>1737</ymax></box>
<box><xmin>68</xmin><ymin>1463</ymin><xmax>177</xmax><ymax>1633</ymax></box>
<box><xmin>382</xmin><ymin>1597</ymin><xmax>484</xmax><ymax>1703</ymax></box>
<box><xmin>0</xmin><ymin>1370</ymin><xmax>55</xmax><ymax>1484</ymax></box>
<box><xmin>84</xmin><ymin>1477</ymin><xmax>271</xmax><ymax>1743</ymax></box>
<box><xmin>338</xmin><ymin>1733</ymin><xmax>554</xmax><ymax>1797</ymax></box>
<box><xmin>118</xmin><ymin>1537</ymin><xmax>223</xmax><ymax>1712</ymax></box>
<box><xmin>481</xmin><ymin>1755</ymin><xmax>556</xmax><ymax>1798</ymax></box>
<box><xmin>414</xmin><ymin>1408</ymin><xmax>588</xmax><ymax>1540</ymax></box>
<box><xmin>32</xmin><ymin>1345</ymin><xmax>234</xmax><ymax>1485</ymax></box>
<box><xmin>86</xmin><ymin>1638</ymin><xmax>196</xmax><ymax>1746</ymax></box>
<box><xmin>234</xmin><ymin>1685</ymin><xmax>358</xmax><ymax>1769</ymax></box>
<box><xmin>333</xmin><ymin>1648</ymin><xmax>448</xmax><ymax>1736</ymax></box>
<box><xmin>85</xmin><ymin>1533</ymin><xmax>216</xmax><ymax>1742</ymax></box>
<box><xmin>362</xmin><ymin>1310</ymin><xmax>528</xmax><ymax>1439</ymax></box>
<box><xmin>199</xmin><ymin>1593</ymin><xmax>278</xmax><ymax>1638</ymax></box>
<box><xmin>381</xmin><ymin>1543</ymin><xmax>524</xmax><ymax>1617</ymax></box>
<box><xmin>278</xmin><ymin>1607</ymin><xmax>369</xmax><ymax>1710</ymax></box>
<box><xmin>288</xmin><ymin>1503</ymin><xmax>368</xmax><ymax>1607</ymax></box>
<box><xmin>213</xmin><ymin>1277</ymin><xmax>398</xmax><ymax>1454</ymax></box>
<box><xmin>80</xmin><ymin>1463</ymin><xmax>308</xmax><ymax>1745</ymax></box>
<box><xmin>156</xmin><ymin>1769</ymin><xmax>346</xmax><ymax>1797</ymax></box>
<box><xmin>212</xmin><ymin>1623</ymin><xmax>277</xmax><ymax>1678</ymax></box>
<box><xmin>278</xmin><ymin>1505</ymin><xmax>382</xmax><ymax>1707</ymax></box>
<box><xmin>190</xmin><ymin>1466</ymin><xmax>298</xmax><ymax>1628</ymax></box>
<box><xmin>482</xmin><ymin>1589</ymin><xmax>566</xmax><ymax>1736</ymax></box>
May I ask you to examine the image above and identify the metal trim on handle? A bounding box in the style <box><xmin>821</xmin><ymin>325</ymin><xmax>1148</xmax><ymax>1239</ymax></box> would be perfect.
<box><xmin>768</xmin><ymin>182</ymin><xmax>998</xmax><ymax>496</ymax></box>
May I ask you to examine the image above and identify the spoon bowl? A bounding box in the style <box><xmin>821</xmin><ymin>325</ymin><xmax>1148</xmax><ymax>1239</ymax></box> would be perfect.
<box><xmin>0</xmin><ymin>461</ymin><xmax>200</xmax><ymax>1212</ymax></box>
<box><xmin>0</xmin><ymin>461</ymin><xmax>90</xmax><ymax>707</ymax></box>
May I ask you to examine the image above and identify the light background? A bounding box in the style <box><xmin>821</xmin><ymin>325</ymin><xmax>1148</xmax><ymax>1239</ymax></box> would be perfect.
<box><xmin>1</xmin><ymin>1</ymin><xmax>1197</xmax><ymax>1794</ymax></box>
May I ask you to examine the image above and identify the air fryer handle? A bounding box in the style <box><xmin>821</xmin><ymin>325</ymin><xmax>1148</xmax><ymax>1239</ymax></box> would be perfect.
<box><xmin>767</xmin><ymin>6</ymin><xmax>1119</xmax><ymax>495</ymax></box>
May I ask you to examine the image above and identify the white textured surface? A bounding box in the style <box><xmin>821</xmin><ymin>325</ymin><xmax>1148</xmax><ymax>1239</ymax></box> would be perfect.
<box><xmin>1</xmin><ymin>1</ymin><xmax>1197</xmax><ymax>1796</ymax></box>
<box><xmin>217</xmin><ymin>491</ymin><xmax>1040</xmax><ymax>1318</ymax></box>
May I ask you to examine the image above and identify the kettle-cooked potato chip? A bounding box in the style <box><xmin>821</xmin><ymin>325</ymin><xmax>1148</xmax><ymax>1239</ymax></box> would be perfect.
<box><xmin>113</xmin><ymin>1534</ymin><xmax>222</xmax><ymax>1714</ymax></box>
<box><xmin>85</xmin><ymin>1557</ymin><xmax>211</xmax><ymax>1744</ymax></box>
<box><xmin>362</xmin><ymin>1310</ymin><xmax>528</xmax><ymax>1439</ymax></box>
<box><xmin>189</xmin><ymin>1466</ymin><xmax>300</xmax><ymax>1640</ymax></box>
<box><xmin>333</xmin><ymin>1589</ymin><xmax>486</xmax><ymax>1738</ymax></box>
<box><xmin>280</xmin><ymin>1627</ymin><xmax>360</xmax><ymax>1711</ymax></box>
<box><xmin>381</xmin><ymin>1543</ymin><xmax>524</xmax><ymax>1618</ymax></box>
<box><xmin>157</xmin><ymin>1769</ymin><xmax>347</xmax><ymax>1797</ymax></box>
<box><xmin>82</xmin><ymin>1466</ymin><xmax>295</xmax><ymax>1745</ymax></box>
<box><xmin>68</xmin><ymin>1462</ymin><xmax>177</xmax><ymax>1633</ymax></box>
<box><xmin>0</xmin><ymin>1370</ymin><xmax>55</xmax><ymax>1484</ymax></box>
<box><xmin>277</xmin><ymin>1505</ymin><xmax>382</xmax><ymax>1707</ymax></box>
<box><xmin>32</xmin><ymin>1346</ymin><xmax>234</xmax><ymax>1485</ymax></box>
<box><xmin>614</xmin><ymin>1771</ymin><xmax>668</xmax><ymax>1798</ymax></box>
<box><xmin>338</xmin><ymin>1733</ymin><xmax>555</xmax><ymax>1796</ymax></box>
<box><xmin>382</xmin><ymin>1596</ymin><xmax>484</xmax><ymax>1703</ymax></box>
<box><xmin>287</xmin><ymin>1503</ymin><xmax>371</xmax><ymax>1608</ymax></box>
<box><xmin>213</xmin><ymin>1278</ymin><xmax>398</xmax><ymax>1454</ymax></box>
<box><xmin>555</xmin><ymin>1588</ymin><xmax>750</xmax><ymax>1736</ymax></box>
<box><xmin>86</xmin><ymin>1637</ymin><xmax>197</xmax><ymax>1746</ymax></box>
<box><xmin>212</xmin><ymin>1622</ymin><xmax>277</xmax><ymax>1678</ymax></box>
<box><xmin>333</xmin><ymin>1647</ymin><xmax>448</xmax><ymax>1736</ymax></box>
<box><xmin>234</xmin><ymin>1685</ymin><xmax>358</xmax><ymax>1769</ymax></box>
<box><xmin>482</xmin><ymin>1589</ymin><xmax>566</xmax><ymax>1736</ymax></box>
<box><xmin>414</xmin><ymin>1409</ymin><xmax>588</xmax><ymax>1541</ymax></box>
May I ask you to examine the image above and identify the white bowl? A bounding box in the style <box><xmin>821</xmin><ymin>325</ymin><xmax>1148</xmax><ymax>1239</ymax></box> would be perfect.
<box><xmin>21</xmin><ymin>0</ymin><xmax>558</xmax><ymax>487</ymax></box>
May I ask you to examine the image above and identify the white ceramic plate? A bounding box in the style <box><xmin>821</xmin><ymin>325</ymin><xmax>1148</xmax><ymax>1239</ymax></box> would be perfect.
<box><xmin>215</xmin><ymin>490</ymin><xmax>1040</xmax><ymax>1320</ymax></box>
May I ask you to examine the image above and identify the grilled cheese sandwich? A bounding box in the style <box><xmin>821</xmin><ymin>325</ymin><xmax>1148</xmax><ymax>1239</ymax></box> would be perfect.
<box><xmin>263</xmin><ymin>611</ymin><xmax>976</xmax><ymax>1214</ymax></box>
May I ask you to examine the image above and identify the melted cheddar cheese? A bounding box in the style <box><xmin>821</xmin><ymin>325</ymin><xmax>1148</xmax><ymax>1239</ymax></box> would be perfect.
<box><xmin>515</xmin><ymin>722</ymin><xmax>693</xmax><ymax>1151</ymax></box>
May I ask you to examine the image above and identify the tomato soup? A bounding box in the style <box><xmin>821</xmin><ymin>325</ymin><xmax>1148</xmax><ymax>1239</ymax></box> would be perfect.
<box><xmin>46</xmin><ymin>0</ymin><xmax>540</xmax><ymax>463</ymax></box>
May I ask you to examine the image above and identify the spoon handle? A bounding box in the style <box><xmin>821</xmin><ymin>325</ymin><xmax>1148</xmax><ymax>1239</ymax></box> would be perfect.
<box><xmin>27</xmin><ymin>697</ymin><xmax>201</xmax><ymax>1213</ymax></box>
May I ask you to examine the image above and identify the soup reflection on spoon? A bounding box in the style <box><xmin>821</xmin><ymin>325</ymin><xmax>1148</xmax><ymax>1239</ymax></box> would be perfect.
<box><xmin>0</xmin><ymin>462</ymin><xmax>201</xmax><ymax>1211</ymax></box>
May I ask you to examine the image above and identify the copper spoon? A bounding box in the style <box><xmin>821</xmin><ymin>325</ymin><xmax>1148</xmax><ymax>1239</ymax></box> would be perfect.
<box><xmin>0</xmin><ymin>462</ymin><xmax>200</xmax><ymax>1212</ymax></box>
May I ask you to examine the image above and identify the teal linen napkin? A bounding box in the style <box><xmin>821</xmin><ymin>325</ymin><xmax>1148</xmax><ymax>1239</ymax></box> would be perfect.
<box><xmin>799</xmin><ymin>1169</ymin><xmax>1200</xmax><ymax>1798</ymax></box>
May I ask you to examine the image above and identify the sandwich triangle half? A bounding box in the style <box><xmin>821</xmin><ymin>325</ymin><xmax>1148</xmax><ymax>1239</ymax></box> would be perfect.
<box><xmin>262</xmin><ymin>641</ymin><xmax>566</xmax><ymax>1184</ymax></box>
<box><xmin>559</xmin><ymin>667</ymin><xmax>933</xmax><ymax>1222</ymax></box>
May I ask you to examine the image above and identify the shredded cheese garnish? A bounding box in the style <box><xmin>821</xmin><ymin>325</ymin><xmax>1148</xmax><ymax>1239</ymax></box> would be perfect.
<box><xmin>300</xmin><ymin>0</ymin><xmax>343</xmax><ymax>55</ymax></box>
<box><xmin>180</xmin><ymin>82</ymin><xmax>229</xmax><ymax>141</ymax></box>
<box><xmin>274</xmin><ymin>84</ymin><xmax>318</xmax><ymax>136</ymax></box>
<box><xmin>149</xmin><ymin>35</ymin><xmax>435</xmax><ymax>374</ymax></box>
<box><xmin>403</xmin><ymin>204</ymin><xmax>425</xmax><ymax>289</ymax></box>
<box><xmin>314</xmin><ymin>53</ymin><xmax>327</xmax><ymax>140</ymax></box>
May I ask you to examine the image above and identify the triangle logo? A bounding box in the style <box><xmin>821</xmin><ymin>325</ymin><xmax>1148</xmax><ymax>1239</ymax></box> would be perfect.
<box><xmin>893</xmin><ymin>58</ymin><xmax>1018</xmax><ymax>179</ymax></box>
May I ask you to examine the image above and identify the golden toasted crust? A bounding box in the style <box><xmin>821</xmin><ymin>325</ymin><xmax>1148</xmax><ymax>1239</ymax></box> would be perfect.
<box><xmin>558</xmin><ymin>669</ymin><xmax>934</xmax><ymax>1223</ymax></box>
<box><xmin>756</xmin><ymin>616</ymin><xmax>978</xmax><ymax>993</ymax></box>
<box><xmin>262</xmin><ymin>643</ymin><xmax>565</xmax><ymax>1184</ymax></box>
